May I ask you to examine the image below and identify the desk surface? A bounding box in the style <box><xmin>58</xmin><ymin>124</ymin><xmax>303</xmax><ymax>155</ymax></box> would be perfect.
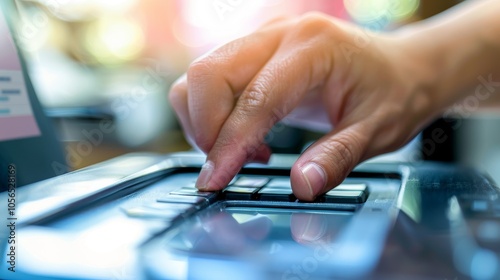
<box><xmin>64</xmin><ymin>129</ymin><xmax>191</xmax><ymax>170</ymax></box>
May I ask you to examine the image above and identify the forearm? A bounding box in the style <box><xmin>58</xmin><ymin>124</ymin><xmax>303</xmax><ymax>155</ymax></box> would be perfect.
<box><xmin>398</xmin><ymin>0</ymin><xmax>500</xmax><ymax>112</ymax></box>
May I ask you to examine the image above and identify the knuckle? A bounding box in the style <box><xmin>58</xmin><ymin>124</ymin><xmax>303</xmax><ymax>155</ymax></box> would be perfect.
<box><xmin>237</xmin><ymin>81</ymin><xmax>271</xmax><ymax>117</ymax></box>
<box><xmin>300</xmin><ymin>12</ymin><xmax>330</xmax><ymax>26</ymax></box>
<box><xmin>186</xmin><ymin>60</ymin><xmax>215</xmax><ymax>82</ymax></box>
<box><xmin>261</xmin><ymin>15</ymin><xmax>292</xmax><ymax>28</ymax></box>
<box><xmin>168</xmin><ymin>82</ymin><xmax>186</xmax><ymax>106</ymax></box>
<box><xmin>216</xmin><ymin>124</ymin><xmax>266</xmax><ymax>161</ymax></box>
<box><xmin>295</xmin><ymin>12</ymin><xmax>335</xmax><ymax>39</ymax></box>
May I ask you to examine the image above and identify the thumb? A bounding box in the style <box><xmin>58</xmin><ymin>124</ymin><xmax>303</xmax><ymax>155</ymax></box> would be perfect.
<box><xmin>290</xmin><ymin>122</ymin><xmax>373</xmax><ymax>201</ymax></box>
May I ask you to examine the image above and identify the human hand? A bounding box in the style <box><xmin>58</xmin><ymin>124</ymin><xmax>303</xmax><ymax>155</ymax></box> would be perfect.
<box><xmin>169</xmin><ymin>13</ymin><xmax>436</xmax><ymax>201</ymax></box>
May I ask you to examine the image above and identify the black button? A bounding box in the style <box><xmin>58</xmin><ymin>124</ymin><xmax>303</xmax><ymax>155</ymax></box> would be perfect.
<box><xmin>232</xmin><ymin>177</ymin><xmax>269</xmax><ymax>188</ymax></box>
<box><xmin>223</xmin><ymin>186</ymin><xmax>260</xmax><ymax>200</ymax></box>
<box><xmin>323</xmin><ymin>190</ymin><xmax>367</xmax><ymax>203</ymax></box>
<box><xmin>170</xmin><ymin>187</ymin><xmax>216</xmax><ymax>198</ymax></box>
<box><xmin>334</xmin><ymin>183</ymin><xmax>367</xmax><ymax>192</ymax></box>
<box><xmin>187</xmin><ymin>177</ymin><xmax>237</xmax><ymax>189</ymax></box>
<box><xmin>258</xmin><ymin>187</ymin><xmax>295</xmax><ymax>202</ymax></box>
<box><xmin>266</xmin><ymin>178</ymin><xmax>292</xmax><ymax>189</ymax></box>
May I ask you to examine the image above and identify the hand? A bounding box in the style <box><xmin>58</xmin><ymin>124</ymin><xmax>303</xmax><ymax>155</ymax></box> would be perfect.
<box><xmin>169</xmin><ymin>13</ymin><xmax>436</xmax><ymax>201</ymax></box>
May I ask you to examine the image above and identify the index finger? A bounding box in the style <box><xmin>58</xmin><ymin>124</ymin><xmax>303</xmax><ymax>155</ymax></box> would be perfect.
<box><xmin>182</xmin><ymin>22</ymin><xmax>288</xmax><ymax>153</ymax></box>
<box><xmin>196</xmin><ymin>15</ymin><xmax>337</xmax><ymax>190</ymax></box>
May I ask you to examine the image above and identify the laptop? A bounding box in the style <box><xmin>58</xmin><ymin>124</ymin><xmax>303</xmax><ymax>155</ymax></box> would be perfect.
<box><xmin>1</xmin><ymin>2</ymin><xmax>500</xmax><ymax>280</ymax></box>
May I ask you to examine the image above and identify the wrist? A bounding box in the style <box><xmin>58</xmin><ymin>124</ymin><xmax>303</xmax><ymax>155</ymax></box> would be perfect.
<box><xmin>392</xmin><ymin>0</ymin><xmax>500</xmax><ymax>114</ymax></box>
<box><xmin>377</xmin><ymin>32</ymin><xmax>445</xmax><ymax>129</ymax></box>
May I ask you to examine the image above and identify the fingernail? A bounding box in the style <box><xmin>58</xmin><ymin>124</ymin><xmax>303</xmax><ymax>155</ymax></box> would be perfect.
<box><xmin>300</xmin><ymin>162</ymin><xmax>326</xmax><ymax>198</ymax></box>
<box><xmin>196</xmin><ymin>161</ymin><xmax>214</xmax><ymax>190</ymax></box>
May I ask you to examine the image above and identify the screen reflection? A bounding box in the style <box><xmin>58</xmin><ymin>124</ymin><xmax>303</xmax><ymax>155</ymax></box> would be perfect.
<box><xmin>166</xmin><ymin>206</ymin><xmax>353</xmax><ymax>256</ymax></box>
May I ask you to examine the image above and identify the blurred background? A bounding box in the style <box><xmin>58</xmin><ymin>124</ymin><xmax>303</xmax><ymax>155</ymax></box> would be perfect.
<box><xmin>9</xmin><ymin>0</ymin><xmax>500</xmax><ymax>184</ymax></box>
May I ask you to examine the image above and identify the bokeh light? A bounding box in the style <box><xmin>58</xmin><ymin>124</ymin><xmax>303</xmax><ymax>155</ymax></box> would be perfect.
<box><xmin>84</xmin><ymin>17</ymin><xmax>145</xmax><ymax>64</ymax></box>
<box><xmin>173</xmin><ymin>0</ymin><xmax>291</xmax><ymax>54</ymax></box>
<box><xmin>344</xmin><ymin>0</ymin><xmax>419</xmax><ymax>23</ymax></box>
<box><xmin>34</xmin><ymin>0</ymin><xmax>138</xmax><ymax>21</ymax></box>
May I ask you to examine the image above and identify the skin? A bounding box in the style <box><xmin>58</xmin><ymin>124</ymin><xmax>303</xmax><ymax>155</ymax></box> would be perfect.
<box><xmin>169</xmin><ymin>0</ymin><xmax>500</xmax><ymax>201</ymax></box>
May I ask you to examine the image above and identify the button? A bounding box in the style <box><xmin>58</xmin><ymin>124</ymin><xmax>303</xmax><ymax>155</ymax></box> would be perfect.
<box><xmin>157</xmin><ymin>195</ymin><xmax>209</xmax><ymax>208</ymax></box>
<box><xmin>223</xmin><ymin>186</ymin><xmax>260</xmax><ymax>200</ymax></box>
<box><xmin>170</xmin><ymin>187</ymin><xmax>216</xmax><ymax>197</ymax></box>
<box><xmin>229</xmin><ymin>176</ymin><xmax>238</xmax><ymax>185</ymax></box>
<box><xmin>123</xmin><ymin>202</ymin><xmax>197</xmax><ymax>219</ymax></box>
<box><xmin>323</xmin><ymin>190</ymin><xmax>367</xmax><ymax>203</ymax></box>
<box><xmin>232</xmin><ymin>177</ymin><xmax>269</xmax><ymax>188</ymax></box>
<box><xmin>187</xmin><ymin>177</ymin><xmax>237</xmax><ymax>189</ymax></box>
<box><xmin>266</xmin><ymin>178</ymin><xmax>292</xmax><ymax>189</ymax></box>
<box><xmin>258</xmin><ymin>187</ymin><xmax>295</xmax><ymax>202</ymax></box>
<box><xmin>123</xmin><ymin>206</ymin><xmax>181</xmax><ymax>220</ymax></box>
<box><xmin>334</xmin><ymin>183</ymin><xmax>367</xmax><ymax>192</ymax></box>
